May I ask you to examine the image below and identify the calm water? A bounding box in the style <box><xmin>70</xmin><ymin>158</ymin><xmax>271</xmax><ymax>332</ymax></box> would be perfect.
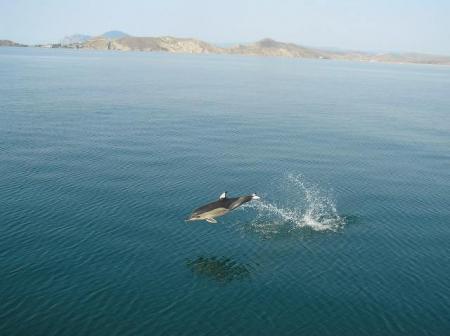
<box><xmin>1</xmin><ymin>47</ymin><xmax>449</xmax><ymax>336</ymax></box>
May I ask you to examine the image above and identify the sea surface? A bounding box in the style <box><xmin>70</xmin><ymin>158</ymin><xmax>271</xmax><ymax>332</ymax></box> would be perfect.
<box><xmin>1</xmin><ymin>47</ymin><xmax>449</xmax><ymax>336</ymax></box>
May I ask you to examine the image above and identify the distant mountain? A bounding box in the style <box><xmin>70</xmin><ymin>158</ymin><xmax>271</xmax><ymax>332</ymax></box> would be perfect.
<box><xmin>61</xmin><ymin>34</ymin><xmax>91</xmax><ymax>46</ymax></box>
<box><xmin>0</xmin><ymin>40</ymin><xmax>27</xmax><ymax>47</ymax></box>
<box><xmin>372</xmin><ymin>52</ymin><xmax>450</xmax><ymax>65</ymax></box>
<box><xmin>81</xmin><ymin>36</ymin><xmax>223</xmax><ymax>54</ymax></box>
<box><xmin>101</xmin><ymin>31</ymin><xmax>129</xmax><ymax>39</ymax></box>
<box><xmin>28</xmin><ymin>32</ymin><xmax>450</xmax><ymax>66</ymax></box>
<box><xmin>60</xmin><ymin>31</ymin><xmax>128</xmax><ymax>46</ymax></box>
<box><xmin>228</xmin><ymin>38</ymin><xmax>328</xmax><ymax>59</ymax></box>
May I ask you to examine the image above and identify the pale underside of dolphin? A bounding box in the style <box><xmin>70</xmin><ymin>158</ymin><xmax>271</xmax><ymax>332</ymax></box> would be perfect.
<box><xmin>187</xmin><ymin>192</ymin><xmax>261</xmax><ymax>223</ymax></box>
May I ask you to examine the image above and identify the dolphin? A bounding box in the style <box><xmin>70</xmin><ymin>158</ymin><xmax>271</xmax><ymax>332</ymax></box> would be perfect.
<box><xmin>186</xmin><ymin>192</ymin><xmax>261</xmax><ymax>223</ymax></box>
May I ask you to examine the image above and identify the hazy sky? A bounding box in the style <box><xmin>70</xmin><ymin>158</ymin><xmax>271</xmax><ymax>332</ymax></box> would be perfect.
<box><xmin>1</xmin><ymin>0</ymin><xmax>450</xmax><ymax>54</ymax></box>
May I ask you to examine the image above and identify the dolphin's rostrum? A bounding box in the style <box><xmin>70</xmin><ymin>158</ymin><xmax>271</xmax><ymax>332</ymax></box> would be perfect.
<box><xmin>186</xmin><ymin>192</ymin><xmax>261</xmax><ymax>223</ymax></box>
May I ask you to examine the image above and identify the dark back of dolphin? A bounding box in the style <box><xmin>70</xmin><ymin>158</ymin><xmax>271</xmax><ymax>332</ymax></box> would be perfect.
<box><xmin>193</xmin><ymin>195</ymin><xmax>253</xmax><ymax>214</ymax></box>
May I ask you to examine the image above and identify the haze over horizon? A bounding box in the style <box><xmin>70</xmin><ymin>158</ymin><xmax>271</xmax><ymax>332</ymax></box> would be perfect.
<box><xmin>1</xmin><ymin>0</ymin><xmax>450</xmax><ymax>55</ymax></box>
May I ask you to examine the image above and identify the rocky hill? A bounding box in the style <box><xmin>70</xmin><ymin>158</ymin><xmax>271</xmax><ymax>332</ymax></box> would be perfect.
<box><xmin>3</xmin><ymin>31</ymin><xmax>447</xmax><ymax>66</ymax></box>
<box><xmin>228</xmin><ymin>38</ymin><xmax>328</xmax><ymax>59</ymax></box>
<box><xmin>62</xmin><ymin>34</ymin><xmax>450</xmax><ymax>65</ymax></box>
<box><xmin>80</xmin><ymin>36</ymin><xmax>224</xmax><ymax>54</ymax></box>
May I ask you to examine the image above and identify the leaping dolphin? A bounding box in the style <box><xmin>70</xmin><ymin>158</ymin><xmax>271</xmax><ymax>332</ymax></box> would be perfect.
<box><xmin>186</xmin><ymin>192</ymin><xmax>261</xmax><ymax>223</ymax></box>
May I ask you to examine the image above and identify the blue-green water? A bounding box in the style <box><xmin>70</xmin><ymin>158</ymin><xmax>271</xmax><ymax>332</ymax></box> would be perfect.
<box><xmin>1</xmin><ymin>47</ymin><xmax>449</xmax><ymax>336</ymax></box>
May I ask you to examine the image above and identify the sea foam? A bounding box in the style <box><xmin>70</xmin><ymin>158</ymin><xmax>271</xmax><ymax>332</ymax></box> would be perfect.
<box><xmin>242</xmin><ymin>174</ymin><xmax>345</xmax><ymax>236</ymax></box>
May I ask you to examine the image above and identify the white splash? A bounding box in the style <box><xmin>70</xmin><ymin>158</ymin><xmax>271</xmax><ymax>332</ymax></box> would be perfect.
<box><xmin>242</xmin><ymin>174</ymin><xmax>345</xmax><ymax>235</ymax></box>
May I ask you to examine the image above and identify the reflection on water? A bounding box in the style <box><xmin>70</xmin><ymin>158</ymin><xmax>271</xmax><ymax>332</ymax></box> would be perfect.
<box><xmin>187</xmin><ymin>256</ymin><xmax>251</xmax><ymax>283</ymax></box>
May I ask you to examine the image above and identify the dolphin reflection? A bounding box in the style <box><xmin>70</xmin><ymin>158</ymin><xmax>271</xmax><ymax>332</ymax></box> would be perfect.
<box><xmin>186</xmin><ymin>256</ymin><xmax>252</xmax><ymax>283</ymax></box>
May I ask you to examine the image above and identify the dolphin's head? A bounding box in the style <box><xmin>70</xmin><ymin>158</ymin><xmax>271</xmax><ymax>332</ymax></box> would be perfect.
<box><xmin>251</xmin><ymin>193</ymin><xmax>261</xmax><ymax>200</ymax></box>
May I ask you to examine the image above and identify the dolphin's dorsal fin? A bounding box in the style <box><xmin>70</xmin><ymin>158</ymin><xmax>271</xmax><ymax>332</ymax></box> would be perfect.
<box><xmin>219</xmin><ymin>191</ymin><xmax>227</xmax><ymax>200</ymax></box>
